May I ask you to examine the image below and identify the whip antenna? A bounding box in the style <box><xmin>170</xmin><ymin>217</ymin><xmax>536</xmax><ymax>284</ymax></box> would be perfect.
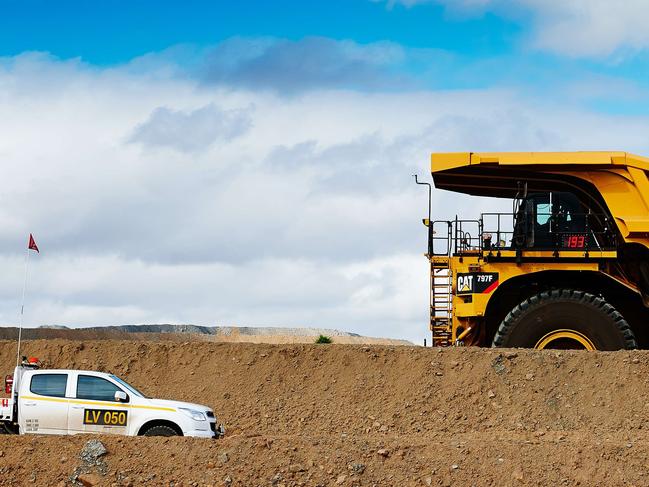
<box><xmin>16</xmin><ymin>234</ymin><xmax>39</xmax><ymax>367</ymax></box>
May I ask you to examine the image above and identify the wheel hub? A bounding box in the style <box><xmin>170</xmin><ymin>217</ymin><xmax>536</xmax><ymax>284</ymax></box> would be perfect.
<box><xmin>534</xmin><ymin>329</ymin><xmax>596</xmax><ymax>350</ymax></box>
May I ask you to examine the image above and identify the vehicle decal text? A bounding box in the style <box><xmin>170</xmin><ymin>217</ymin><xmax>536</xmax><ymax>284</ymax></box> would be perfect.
<box><xmin>456</xmin><ymin>272</ymin><xmax>499</xmax><ymax>294</ymax></box>
<box><xmin>84</xmin><ymin>408</ymin><xmax>128</xmax><ymax>426</ymax></box>
<box><xmin>25</xmin><ymin>418</ymin><xmax>39</xmax><ymax>432</ymax></box>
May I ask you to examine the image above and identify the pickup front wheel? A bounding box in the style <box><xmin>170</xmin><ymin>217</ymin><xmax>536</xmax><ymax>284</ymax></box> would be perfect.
<box><xmin>142</xmin><ymin>425</ymin><xmax>179</xmax><ymax>437</ymax></box>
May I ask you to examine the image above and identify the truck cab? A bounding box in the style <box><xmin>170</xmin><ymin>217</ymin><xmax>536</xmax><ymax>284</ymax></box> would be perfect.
<box><xmin>495</xmin><ymin>190</ymin><xmax>615</xmax><ymax>252</ymax></box>
<box><xmin>2</xmin><ymin>362</ymin><xmax>223</xmax><ymax>438</ymax></box>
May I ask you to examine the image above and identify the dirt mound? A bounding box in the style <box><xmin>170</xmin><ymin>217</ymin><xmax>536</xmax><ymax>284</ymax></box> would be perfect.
<box><xmin>1</xmin><ymin>340</ymin><xmax>648</xmax><ymax>485</ymax></box>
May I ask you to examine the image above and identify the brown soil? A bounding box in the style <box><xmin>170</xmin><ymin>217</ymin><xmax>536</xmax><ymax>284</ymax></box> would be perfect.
<box><xmin>1</xmin><ymin>340</ymin><xmax>648</xmax><ymax>486</ymax></box>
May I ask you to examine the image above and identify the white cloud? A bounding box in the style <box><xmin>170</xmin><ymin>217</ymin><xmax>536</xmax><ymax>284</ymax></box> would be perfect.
<box><xmin>1</xmin><ymin>49</ymin><xmax>649</xmax><ymax>343</ymax></box>
<box><xmin>199</xmin><ymin>36</ymin><xmax>411</xmax><ymax>93</ymax></box>
<box><xmin>522</xmin><ymin>0</ymin><xmax>649</xmax><ymax>58</ymax></box>
<box><xmin>129</xmin><ymin>104</ymin><xmax>253</xmax><ymax>153</ymax></box>
<box><xmin>380</xmin><ymin>0</ymin><xmax>649</xmax><ymax>58</ymax></box>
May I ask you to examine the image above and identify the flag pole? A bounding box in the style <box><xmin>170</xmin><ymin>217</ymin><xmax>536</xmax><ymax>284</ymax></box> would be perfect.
<box><xmin>16</xmin><ymin>246</ymin><xmax>31</xmax><ymax>368</ymax></box>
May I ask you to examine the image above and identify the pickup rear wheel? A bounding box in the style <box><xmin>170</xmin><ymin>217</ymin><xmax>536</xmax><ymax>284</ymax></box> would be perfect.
<box><xmin>492</xmin><ymin>289</ymin><xmax>637</xmax><ymax>350</ymax></box>
<box><xmin>142</xmin><ymin>425</ymin><xmax>179</xmax><ymax>437</ymax></box>
<box><xmin>1</xmin><ymin>422</ymin><xmax>18</xmax><ymax>435</ymax></box>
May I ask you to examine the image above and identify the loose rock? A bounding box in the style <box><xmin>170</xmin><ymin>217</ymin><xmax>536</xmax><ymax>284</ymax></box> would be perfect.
<box><xmin>80</xmin><ymin>440</ymin><xmax>108</xmax><ymax>463</ymax></box>
<box><xmin>77</xmin><ymin>473</ymin><xmax>101</xmax><ymax>487</ymax></box>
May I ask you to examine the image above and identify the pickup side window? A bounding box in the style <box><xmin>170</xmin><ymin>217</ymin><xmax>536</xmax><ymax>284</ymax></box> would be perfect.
<box><xmin>30</xmin><ymin>374</ymin><xmax>67</xmax><ymax>398</ymax></box>
<box><xmin>77</xmin><ymin>375</ymin><xmax>122</xmax><ymax>402</ymax></box>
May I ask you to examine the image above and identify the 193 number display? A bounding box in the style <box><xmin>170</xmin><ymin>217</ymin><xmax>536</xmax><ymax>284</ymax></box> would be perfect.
<box><xmin>562</xmin><ymin>234</ymin><xmax>588</xmax><ymax>248</ymax></box>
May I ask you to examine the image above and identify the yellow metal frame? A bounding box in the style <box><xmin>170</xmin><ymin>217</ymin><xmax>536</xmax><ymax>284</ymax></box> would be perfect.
<box><xmin>432</xmin><ymin>151</ymin><xmax>649</xmax><ymax>172</ymax></box>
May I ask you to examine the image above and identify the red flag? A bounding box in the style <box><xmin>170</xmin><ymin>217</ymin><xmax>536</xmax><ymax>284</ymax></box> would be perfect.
<box><xmin>28</xmin><ymin>234</ymin><xmax>39</xmax><ymax>253</ymax></box>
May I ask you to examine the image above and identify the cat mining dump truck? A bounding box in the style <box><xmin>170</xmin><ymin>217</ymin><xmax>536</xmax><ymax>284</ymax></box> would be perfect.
<box><xmin>419</xmin><ymin>151</ymin><xmax>649</xmax><ymax>350</ymax></box>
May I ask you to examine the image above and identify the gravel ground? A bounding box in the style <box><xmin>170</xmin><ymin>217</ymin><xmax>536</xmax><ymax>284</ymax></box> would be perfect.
<box><xmin>0</xmin><ymin>340</ymin><xmax>648</xmax><ymax>486</ymax></box>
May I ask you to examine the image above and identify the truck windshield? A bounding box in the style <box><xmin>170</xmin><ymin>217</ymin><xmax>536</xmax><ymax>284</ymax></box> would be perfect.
<box><xmin>110</xmin><ymin>375</ymin><xmax>147</xmax><ymax>398</ymax></box>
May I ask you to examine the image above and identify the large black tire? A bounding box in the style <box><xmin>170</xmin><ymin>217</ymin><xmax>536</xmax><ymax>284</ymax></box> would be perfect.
<box><xmin>492</xmin><ymin>289</ymin><xmax>637</xmax><ymax>350</ymax></box>
<box><xmin>142</xmin><ymin>425</ymin><xmax>180</xmax><ymax>437</ymax></box>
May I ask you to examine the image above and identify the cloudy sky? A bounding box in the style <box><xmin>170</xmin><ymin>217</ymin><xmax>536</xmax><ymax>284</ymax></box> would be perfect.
<box><xmin>2</xmin><ymin>1</ymin><xmax>649</xmax><ymax>343</ymax></box>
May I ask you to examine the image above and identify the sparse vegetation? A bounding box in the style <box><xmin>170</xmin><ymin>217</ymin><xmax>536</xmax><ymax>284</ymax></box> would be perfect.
<box><xmin>315</xmin><ymin>335</ymin><xmax>332</xmax><ymax>344</ymax></box>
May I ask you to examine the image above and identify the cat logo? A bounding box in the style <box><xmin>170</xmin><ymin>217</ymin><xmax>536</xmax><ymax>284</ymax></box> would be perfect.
<box><xmin>456</xmin><ymin>272</ymin><xmax>499</xmax><ymax>295</ymax></box>
<box><xmin>457</xmin><ymin>274</ymin><xmax>474</xmax><ymax>293</ymax></box>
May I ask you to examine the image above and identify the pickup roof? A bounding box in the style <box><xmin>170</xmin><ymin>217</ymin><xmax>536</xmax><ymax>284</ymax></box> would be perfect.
<box><xmin>2</xmin><ymin>363</ymin><xmax>224</xmax><ymax>438</ymax></box>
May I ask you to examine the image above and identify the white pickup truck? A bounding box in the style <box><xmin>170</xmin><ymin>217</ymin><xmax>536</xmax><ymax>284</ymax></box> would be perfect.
<box><xmin>1</xmin><ymin>360</ymin><xmax>224</xmax><ymax>438</ymax></box>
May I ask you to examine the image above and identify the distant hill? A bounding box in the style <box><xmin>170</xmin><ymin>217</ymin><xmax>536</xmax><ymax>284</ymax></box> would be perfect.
<box><xmin>0</xmin><ymin>324</ymin><xmax>413</xmax><ymax>345</ymax></box>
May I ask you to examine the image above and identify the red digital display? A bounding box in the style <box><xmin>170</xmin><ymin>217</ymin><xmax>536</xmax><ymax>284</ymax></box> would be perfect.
<box><xmin>562</xmin><ymin>234</ymin><xmax>587</xmax><ymax>248</ymax></box>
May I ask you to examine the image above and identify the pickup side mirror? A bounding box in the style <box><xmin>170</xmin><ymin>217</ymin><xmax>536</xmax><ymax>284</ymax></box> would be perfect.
<box><xmin>114</xmin><ymin>391</ymin><xmax>129</xmax><ymax>403</ymax></box>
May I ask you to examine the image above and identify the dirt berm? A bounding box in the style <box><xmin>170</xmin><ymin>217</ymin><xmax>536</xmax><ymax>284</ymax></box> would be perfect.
<box><xmin>1</xmin><ymin>340</ymin><xmax>649</xmax><ymax>486</ymax></box>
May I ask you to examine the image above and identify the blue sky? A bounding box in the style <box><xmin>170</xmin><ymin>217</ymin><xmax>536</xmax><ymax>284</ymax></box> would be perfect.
<box><xmin>0</xmin><ymin>1</ymin><xmax>518</xmax><ymax>62</ymax></box>
<box><xmin>2</xmin><ymin>1</ymin><xmax>649</xmax><ymax>342</ymax></box>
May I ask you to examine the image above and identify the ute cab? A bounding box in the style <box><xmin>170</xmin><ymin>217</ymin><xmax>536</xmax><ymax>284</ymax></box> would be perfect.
<box><xmin>2</xmin><ymin>359</ymin><xmax>224</xmax><ymax>438</ymax></box>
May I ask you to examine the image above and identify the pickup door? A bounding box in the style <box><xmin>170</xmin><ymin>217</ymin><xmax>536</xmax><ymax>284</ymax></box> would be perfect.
<box><xmin>19</xmin><ymin>372</ymin><xmax>70</xmax><ymax>434</ymax></box>
<box><xmin>67</xmin><ymin>373</ymin><xmax>129</xmax><ymax>435</ymax></box>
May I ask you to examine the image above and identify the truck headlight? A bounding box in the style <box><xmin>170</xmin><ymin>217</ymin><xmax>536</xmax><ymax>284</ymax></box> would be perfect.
<box><xmin>178</xmin><ymin>408</ymin><xmax>207</xmax><ymax>421</ymax></box>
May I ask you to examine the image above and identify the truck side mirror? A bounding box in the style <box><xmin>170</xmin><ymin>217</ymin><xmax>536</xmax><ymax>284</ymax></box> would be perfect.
<box><xmin>114</xmin><ymin>391</ymin><xmax>129</xmax><ymax>403</ymax></box>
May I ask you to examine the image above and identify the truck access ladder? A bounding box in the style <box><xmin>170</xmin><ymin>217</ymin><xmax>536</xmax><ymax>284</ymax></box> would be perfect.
<box><xmin>430</xmin><ymin>257</ymin><xmax>452</xmax><ymax>346</ymax></box>
<box><xmin>429</xmin><ymin>221</ymin><xmax>453</xmax><ymax>347</ymax></box>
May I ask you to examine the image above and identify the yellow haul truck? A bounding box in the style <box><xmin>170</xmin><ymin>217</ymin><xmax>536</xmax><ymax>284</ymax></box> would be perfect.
<box><xmin>419</xmin><ymin>151</ymin><xmax>649</xmax><ymax>350</ymax></box>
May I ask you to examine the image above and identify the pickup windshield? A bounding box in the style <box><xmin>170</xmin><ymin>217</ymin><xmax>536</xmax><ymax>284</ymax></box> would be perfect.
<box><xmin>110</xmin><ymin>375</ymin><xmax>147</xmax><ymax>398</ymax></box>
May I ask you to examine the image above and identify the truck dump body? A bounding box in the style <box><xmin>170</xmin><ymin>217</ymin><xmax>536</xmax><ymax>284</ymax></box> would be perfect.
<box><xmin>423</xmin><ymin>151</ymin><xmax>649</xmax><ymax>349</ymax></box>
<box><xmin>431</xmin><ymin>152</ymin><xmax>649</xmax><ymax>248</ymax></box>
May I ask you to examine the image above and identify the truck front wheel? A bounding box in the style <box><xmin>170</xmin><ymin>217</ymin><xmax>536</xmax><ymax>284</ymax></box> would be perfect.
<box><xmin>492</xmin><ymin>289</ymin><xmax>637</xmax><ymax>350</ymax></box>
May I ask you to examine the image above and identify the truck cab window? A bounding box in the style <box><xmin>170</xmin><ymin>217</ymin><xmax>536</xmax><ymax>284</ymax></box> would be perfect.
<box><xmin>536</xmin><ymin>202</ymin><xmax>551</xmax><ymax>226</ymax></box>
<box><xmin>77</xmin><ymin>375</ymin><xmax>122</xmax><ymax>402</ymax></box>
<box><xmin>30</xmin><ymin>374</ymin><xmax>67</xmax><ymax>398</ymax></box>
<box><xmin>511</xmin><ymin>192</ymin><xmax>596</xmax><ymax>249</ymax></box>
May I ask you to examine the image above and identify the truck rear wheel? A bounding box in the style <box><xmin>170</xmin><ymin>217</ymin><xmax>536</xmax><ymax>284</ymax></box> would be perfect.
<box><xmin>142</xmin><ymin>425</ymin><xmax>179</xmax><ymax>437</ymax></box>
<box><xmin>492</xmin><ymin>289</ymin><xmax>637</xmax><ymax>350</ymax></box>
